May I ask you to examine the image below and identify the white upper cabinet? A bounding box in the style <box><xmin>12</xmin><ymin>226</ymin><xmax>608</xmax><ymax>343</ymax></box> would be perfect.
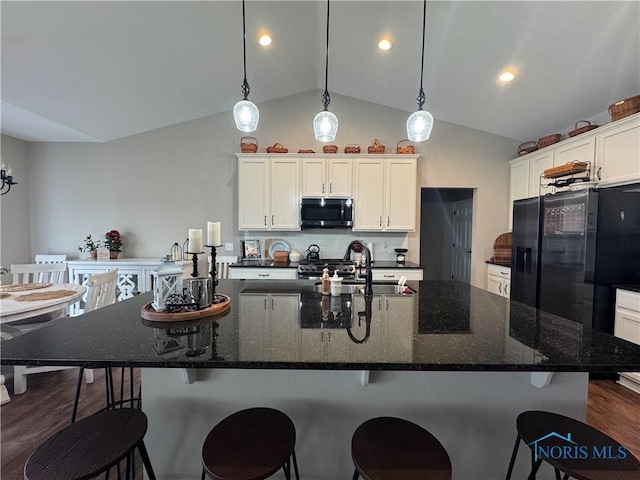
<box><xmin>237</xmin><ymin>155</ymin><xmax>300</xmax><ymax>231</ymax></box>
<box><xmin>353</xmin><ymin>156</ymin><xmax>418</xmax><ymax>232</ymax></box>
<box><xmin>528</xmin><ymin>150</ymin><xmax>555</xmax><ymax>198</ymax></box>
<box><xmin>595</xmin><ymin>114</ymin><xmax>640</xmax><ymax>186</ymax></box>
<box><xmin>301</xmin><ymin>157</ymin><xmax>353</xmax><ymax>197</ymax></box>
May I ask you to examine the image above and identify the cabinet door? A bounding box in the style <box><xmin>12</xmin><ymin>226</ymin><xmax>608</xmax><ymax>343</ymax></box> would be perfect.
<box><xmin>324</xmin><ymin>330</ymin><xmax>352</xmax><ymax>362</ymax></box>
<box><xmin>270</xmin><ymin>157</ymin><xmax>300</xmax><ymax>230</ymax></box>
<box><xmin>238</xmin><ymin>294</ymin><xmax>268</xmax><ymax>360</ymax></box>
<box><xmin>554</xmin><ymin>136</ymin><xmax>595</xmax><ymax>174</ymax></box>
<box><xmin>327</xmin><ymin>158</ymin><xmax>353</xmax><ymax>197</ymax></box>
<box><xmin>382</xmin><ymin>296</ymin><xmax>414</xmax><ymax>362</ymax></box>
<box><xmin>487</xmin><ymin>275</ymin><xmax>504</xmax><ymax>296</ymax></box>
<box><xmin>353</xmin><ymin>159</ymin><xmax>385</xmax><ymax>231</ymax></box>
<box><xmin>350</xmin><ymin>296</ymin><xmax>384</xmax><ymax>361</ymax></box>
<box><xmin>238</xmin><ymin>158</ymin><xmax>269</xmax><ymax>230</ymax></box>
<box><xmin>385</xmin><ymin>158</ymin><xmax>417</xmax><ymax>231</ymax></box>
<box><xmin>300</xmin><ymin>330</ymin><xmax>326</xmax><ymax>362</ymax></box>
<box><xmin>301</xmin><ymin>158</ymin><xmax>327</xmax><ymax>197</ymax></box>
<box><xmin>268</xmin><ymin>294</ymin><xmax>300</xmax><ymax>360</ymax></box>
<box><xmin>528</xmin><ymin>150</ymin><xmax>555</xmax><ymax>197</ymax></box>
<box><xmin>596</xmin><ymin>116</ymin><xmax>640</xmax><ymax>186</ymax></box>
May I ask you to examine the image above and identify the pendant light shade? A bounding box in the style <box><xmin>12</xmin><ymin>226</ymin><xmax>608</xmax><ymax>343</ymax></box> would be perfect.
<box><xmin>314</xmin><ymin>0</ymin><xmax>338</xmax><ymax>142</ymax></box>
<box><xmin>234</xmin><ymin>0</ymin><xmax>259</xmax><ymax>133</ymax></box>
<box><xmin>406</xmin><ymin>0</ymin><xmax>433</xmax><ymax>142</ymax></box>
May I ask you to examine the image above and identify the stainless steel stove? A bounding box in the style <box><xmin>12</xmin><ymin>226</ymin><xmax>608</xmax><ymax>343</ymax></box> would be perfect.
<box><xmin>297</xmin><ymin>258</ymin><xmax>356</xmax><ymax>279</ymax></box>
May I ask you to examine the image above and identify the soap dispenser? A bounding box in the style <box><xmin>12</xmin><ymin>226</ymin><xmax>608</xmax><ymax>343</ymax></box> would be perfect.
<box><xmin>321</xmin><ymin>268</ymin><xmax>330</xmax><ymax>295</ymax></box>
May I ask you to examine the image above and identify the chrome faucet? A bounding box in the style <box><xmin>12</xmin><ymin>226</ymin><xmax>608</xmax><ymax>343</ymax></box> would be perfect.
<box><xmin>343</xmin><ymin>240</ymin><xmax>373</xmax><ymax>296</ymax></box>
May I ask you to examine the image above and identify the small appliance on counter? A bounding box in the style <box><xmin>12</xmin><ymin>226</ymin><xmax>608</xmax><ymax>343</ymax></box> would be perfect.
<box><xmin>306</xmin><ymin>244</ymin><xmax>320</xmax><ymax>260</ymax></box>
<box><xmin>395</xmin><ymin>248</ymin><xmax>408</xmax><ymax>263</ymax></box>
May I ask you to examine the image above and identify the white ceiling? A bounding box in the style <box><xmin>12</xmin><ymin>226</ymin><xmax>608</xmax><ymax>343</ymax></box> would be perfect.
<box><xmin>2</xmin><ymin>1</ymin><xmax>639</xmax><ymax>143</ymax></box>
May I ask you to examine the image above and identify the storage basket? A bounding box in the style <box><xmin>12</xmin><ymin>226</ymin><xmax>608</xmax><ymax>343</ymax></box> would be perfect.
<box><xmin>396</xmin><ymin>139</ymin><xmax>415</xmax><ymax>154</ymax></box>
<box><xmin>344</xmin><ymin>144</ymin><xmax>361</xmax><ymax>154</ymax></box>
<box><xmin>608</xmin><ymin>94</ymin><xmax>640</xmax><ymax>121</ymax></box>
<box><xmin>537</xmin><ymin>133</ymin><xmax>561</xmax><ymax>148</ymax></box>
<box><xmin>518</xmin><ymin>141</ymin><xmax>538</xmax><ymax>156</ymax></box>
<box><xmin>568</xmin><ymin>121</ymin><xmax>598</xmax><ymax>138</ymax></box>
<box><xmin>490</xmin><ymin>233</ymin><xmax>512</xmax><ymax>266</ymax></box>
<box><xmin>367</xmin><ymin>139</ymin><xmax>385</xmax><ymax>154</ymax></box>
<box><xmin>543</xmin><ymin>161</ymin><xmax>589</xmax><ymax>179</ymax></box>
<box><xmin>266</xmin><ymin>142</ymin><xmax>288</xmax><ymax>153</ymax></box>
<box><xmin>323</xmin><ymin>145</ymin><xmax>338</xmax><ymax>154</ymax></box>
<box><xmin>298</xmin><ymin>149</ymin><xmax>315</xmax><ymax>154</ymax></box>
<box><xmin>240</xmin><ymin>136</ymin><xmax>258</xmax><ymax>153</ymax></box>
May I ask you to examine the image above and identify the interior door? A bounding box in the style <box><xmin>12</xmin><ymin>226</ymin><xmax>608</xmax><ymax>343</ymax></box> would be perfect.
<box><xmin>452</xmin><ymin>199</ymin><xmax>473</xmax><ymax>283</ymax></box>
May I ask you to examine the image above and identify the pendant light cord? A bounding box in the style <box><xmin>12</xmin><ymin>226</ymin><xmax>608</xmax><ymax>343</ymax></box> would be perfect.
<box><xmin>241</xmin><ymin>0</ymin><xmax>250</xmax><ymax>100</ymax></box>
<box><xmin>416</xmin><ymin>0</ymin><xmax>426</xmax><ymax>110</ymax></box>
<box><xmin>322</xmin><ymin>0</ymin><xmax>331</xmax><ymax>111</ymax></box>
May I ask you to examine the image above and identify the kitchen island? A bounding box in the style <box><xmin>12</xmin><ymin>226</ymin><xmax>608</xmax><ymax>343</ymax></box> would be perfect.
<box><xmin>2</xmin><ymin>280</ymin><xmax>639</xmax><ymax>479</ymax></box>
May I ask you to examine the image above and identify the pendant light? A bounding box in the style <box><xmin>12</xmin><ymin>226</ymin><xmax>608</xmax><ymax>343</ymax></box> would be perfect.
<box><xmin>406</xmin><ymin>0</ymin><xmax>434</xmax><ymax>142</ymax></box>
<box><xmin>233</xmin><ymin>0</ymin><xmax>259</xmax><ymax>132</ymax></box>
<box><xmin>313</xmin><ymin>0</ymin><xmax>338</xmax><ymax>142</ymax></box>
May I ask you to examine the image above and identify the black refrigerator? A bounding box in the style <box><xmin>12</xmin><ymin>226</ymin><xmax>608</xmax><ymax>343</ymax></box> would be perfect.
<box><xmin>511</xmin><ymin>183</ymin><xmax>640</xmax><ymax>334</ymax></box>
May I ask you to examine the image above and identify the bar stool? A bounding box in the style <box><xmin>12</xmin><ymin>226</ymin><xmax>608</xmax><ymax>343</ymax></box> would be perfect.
<box><xmin>24</xmin><ymin>408</ymin><xmax>156</xmax><ymax>480</ymax></box>
<box><xmin>201</xmin><ymin>407</ymin><xmax>300</xmax><ymax>480</ymax></box>
<box><xmin>351</xmin><ymin>416</ymin><xmax>452</xmax><ymax>480</ymax></box>
<box><xmin>505</xmin><ymin>410</ymin><xmax>640</xmax><ymax>480</ymax></box>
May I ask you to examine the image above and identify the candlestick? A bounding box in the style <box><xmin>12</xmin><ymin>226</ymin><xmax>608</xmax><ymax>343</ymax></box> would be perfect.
<box><xmin>207</xmin><ymin>222</ymin><xmax>221</xmax><ymax>247</ymax></box>
<box><xmin>188</xmin><ymin>229</ymin><xmax>203</xmax><ymax>253</ymax></box>
<box><xmin>206</xmin><ymin>244</ymin><xmax>225</xmax><ymax>304</ymax></box>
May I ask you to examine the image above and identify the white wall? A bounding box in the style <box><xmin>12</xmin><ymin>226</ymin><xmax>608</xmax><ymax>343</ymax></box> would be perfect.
<box><xmin>17</xmin><ymin>91</ymin><xmax>518</xmax><ymax>287</ymax></box>
<box><xmin>0</xmin><ymin>134</ymin><xmax>31</xmax><ymax>271</ymax></box>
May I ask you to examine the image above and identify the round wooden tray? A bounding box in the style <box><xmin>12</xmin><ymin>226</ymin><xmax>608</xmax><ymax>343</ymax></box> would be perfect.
<box><xmin>140</xmin><ymin>295</ymin><xmax>231</xmax><ymax>323</ymax></box>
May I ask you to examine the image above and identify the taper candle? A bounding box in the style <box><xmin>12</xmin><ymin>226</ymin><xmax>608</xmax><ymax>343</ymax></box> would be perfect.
<box><xmin>188</xmin><ymin>228</ymin><xmax>203</xmax><ymax>253</ymax></box>
<box><xmin>207</xmin><ymin>222</ymin><xmax>221</xmax><ymax>246</ymax></box>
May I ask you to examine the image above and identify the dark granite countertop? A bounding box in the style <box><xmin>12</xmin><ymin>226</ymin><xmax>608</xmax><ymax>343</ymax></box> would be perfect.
<box><xmin>231</xmin><ymin>259</ymin><xmax>422</xmax><ymax>269</ymax></box>
<box><xmin>486</xmin><ymin>260</ymin><xmax>511</xmax><ymax>268</ymax></box>
<box><xmin>1</xmin><ymin>280</ymin><xmax>639</xmax><ymax>373</ymax></box>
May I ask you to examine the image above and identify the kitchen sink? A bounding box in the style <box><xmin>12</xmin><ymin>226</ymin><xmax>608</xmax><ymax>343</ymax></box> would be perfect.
<box><xmin>313</xmin><ymin>282</ymin><xmax>414</xmax><ymax>295</ymax></box>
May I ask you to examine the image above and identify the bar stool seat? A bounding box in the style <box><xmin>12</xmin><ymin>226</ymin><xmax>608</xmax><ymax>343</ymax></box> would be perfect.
<box><xmin>24</xmin><ymin>408</ymin><xmax>156</xmax><ymax>480</ymax></box>
<box><xmin>201</xmin><ymin>407</ymin><xmax>300</xmax><ymax>480</ymax></box>
<box><xmin>505</xmin><ymin>410</ymin><xmax>640</xmax><ymax>480</ymax></box>
<box><xmin>351</xmin><ymin>416</ymin><xmax>452</xmax><ymax>480</ymax></box>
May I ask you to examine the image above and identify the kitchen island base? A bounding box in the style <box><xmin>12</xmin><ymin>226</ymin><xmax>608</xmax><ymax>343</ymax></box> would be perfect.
<box><xmin>142</xmin><ymin>369</ymin><xmax>588</xmax><ymax>480</ymax></box>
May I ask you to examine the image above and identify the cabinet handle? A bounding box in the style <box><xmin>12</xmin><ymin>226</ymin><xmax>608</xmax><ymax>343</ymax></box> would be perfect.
<box><xmin>505</xmin><ymin>284</ymin><xmax>509</xmax><ymax>296</ymax></box>
<box><xmin>327</xmin><ymin>332</ymin><xmax>331</xmax><ymax>341</ymax></box>
<box><xmin>498</xmin><ymin>284</ymin><xmax>502</xmax><ymax>293</ymax></box>
<box><xmin>386</xmin><ymin>299</ymin><xmax>389</xmax><ymax>310</ymax></box>
<box><xmin>330</xmin><ymin>183</ymin><xmax>333</xmax><ymax>193</ymax></box>
<box><xmin>383</xmin><ymin>274</ymin><xmax>396</xmax><ymax>278</ymax></box>
<box><xmin>322</xmin><ymin>183</ymin><xmax>325</xmax><ymax>194</ymax></box>
<box><xmin>378</xmin><ymin>299</ymin><xmax>382</xmax><ymax>310</ymax></box>
<box><xmin>597</xmin><ymin>167</ymin><xmax>602</xmax><ymax>181</ymax></box>
<box><xmin>379</xmin><ymin>216</ymin><xmax>382</xmax><ymax>226</ymax></box>
<box><xmin>387</xmin><ymin>216</ymin><xmax>390</xmax><ymax>226</ymax></box>
<box><xmin>271</xmin><ymin>298</ymin><xmax>274</xmax><ymax>310</ymax></box>
<box><xmin>500</xmin><ymin>271</ymin><xmax>509</xmax><ymax>276</ymax></box>
<box><xmin>258</xmin><ymin>273</ymin><xmax>270</xmax><ymax>277</ymax></box>
<box><xmin>264</xmin><ymin>215</ymin><xmax>267</xmax><ymax>226</ymax></box>
<box><xmin>271</xmin><ymin>215</ymin><xmax>274</xmax><ymax>225</ymax></box>
<box><xmin>264</xmin><ymin>298</ymin><xmax>267</xmax><ymax>309</ymax></box>
<box><xmin>321</xmin><ymin>332</ymin><xmax>324</xmax><ymax>342</ymax></box>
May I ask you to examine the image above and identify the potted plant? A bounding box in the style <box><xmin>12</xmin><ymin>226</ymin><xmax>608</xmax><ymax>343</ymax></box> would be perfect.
<box><xmin>104</xmin><ymin>230</ymin><xmax>123</xmax><ymax>259</ymax></box>
<box><xmin>78</xmin><ymin>235</ymin><xmax>101</xmax><ymax>259</ymax></box>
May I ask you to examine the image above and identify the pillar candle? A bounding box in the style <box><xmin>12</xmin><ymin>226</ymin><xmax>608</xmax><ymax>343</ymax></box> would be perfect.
<box><xmin>207</xmin><ymin>222</ymin><xmax>221</xmax><ymax>246</ymax></box>
<box><xmin>188</xmin><ymin>229</ymin><xmax>203</xmax><ymax>253</ymax></box>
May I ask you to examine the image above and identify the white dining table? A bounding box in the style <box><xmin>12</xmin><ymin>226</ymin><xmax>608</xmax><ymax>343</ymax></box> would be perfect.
<box><xmin>0</xmin><ymin>283</ymin><xmax>87</xmax><ymax>324</ymax></box>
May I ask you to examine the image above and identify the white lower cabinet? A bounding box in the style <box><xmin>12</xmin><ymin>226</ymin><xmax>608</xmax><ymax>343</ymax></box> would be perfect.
<box><xmin>487</xmin><ymin>264</ymin><xmax>511</xmax><ymax>298</ymax></box>
<box><xmin>614</xmin><ymin>288</ymin><xmax>640</xmax><ymax>393</ymax></box>
<box><xmin>238</xmin><ymin>294</ymin><xmax>301</xmax><ymax>361</ymax></box>
<box><xmin>300</xmin><ymin>329</ymin><xmax>351</xmax><ymax>362</ymax></box>
<box><xmin>229</xmin><ymin>267</ymin><xmax>297</xmax><ymax>280</ymax></box>
<box><xmin>371</xmin><ymin>269</ymin><xmax>423</xmax><ymax>282</ymax></box>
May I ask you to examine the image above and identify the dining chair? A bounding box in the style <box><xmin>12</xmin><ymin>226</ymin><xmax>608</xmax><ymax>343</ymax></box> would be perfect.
<box><xmin>213</xmin><ymin>255</ymin><xmax>238</xmax><ymax>280</ymax></box>
<box><xmin>11</xmin><ymin>262</ymin><xmax>67</xmax><ymax>284</ymax></box>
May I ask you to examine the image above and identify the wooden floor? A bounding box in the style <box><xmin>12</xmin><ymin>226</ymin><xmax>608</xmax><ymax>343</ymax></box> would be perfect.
<box><xmin>1</xmin><ymin>371</ymin><xmax>639</xmax><ymax>480</ymax></box>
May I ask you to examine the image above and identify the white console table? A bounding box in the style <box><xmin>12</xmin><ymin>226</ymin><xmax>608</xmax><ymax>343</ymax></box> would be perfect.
<box><xmin>67</xmin><ymin>258</ymin><xmax>192</xmax><ymax>315</ymax></box>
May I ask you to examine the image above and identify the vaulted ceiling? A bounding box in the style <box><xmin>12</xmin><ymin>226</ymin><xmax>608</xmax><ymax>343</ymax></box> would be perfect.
<box><xmin>2</xmin><ymin>1</ymin><xmax>639</xmax><ymax>143</ymax></box>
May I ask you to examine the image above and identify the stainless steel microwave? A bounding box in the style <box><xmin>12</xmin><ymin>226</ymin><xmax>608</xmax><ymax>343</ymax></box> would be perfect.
<box><xmin>300</xmin><ymin>198</ymin><xmax>353</xmax><ymax>228</ymax></box>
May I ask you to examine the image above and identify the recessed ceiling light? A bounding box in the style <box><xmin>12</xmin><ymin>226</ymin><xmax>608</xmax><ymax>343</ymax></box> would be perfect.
<box><xmin>259</xmin><ymin>34</ymin><xmax>272</xmax><ymax>47</ymax></box>
<box><xmin>378</xmin><ymin>39</ymin><xmax>393</xmax><ymax>51</ymax></box>
<box><xmin>499</xmin><ymin>71</ymin><xmax>515</xmax><ymax>82</ymax></box>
